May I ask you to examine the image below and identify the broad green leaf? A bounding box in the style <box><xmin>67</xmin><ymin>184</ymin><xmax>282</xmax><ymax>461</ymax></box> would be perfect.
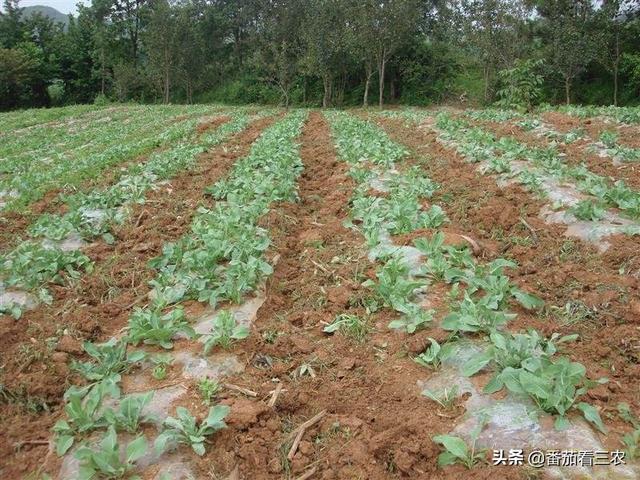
<box><xmin>126</xmin><ymin>435</ymin><xmax>148</xmax><ymax>462</ymax></box>
<box><xmin>577</xmin><ymin>402</ymin><xmax>607</xmax><ymax>434</ymax></box>
<box><xmin>56</xmin><ymin>434</ymin><xmax>74</xmax><ymax>456</ymax></box>
<box><xmin>432</xmin><ymin>434</ymin><xmax>468</xmax><ymax>460</ymax></box>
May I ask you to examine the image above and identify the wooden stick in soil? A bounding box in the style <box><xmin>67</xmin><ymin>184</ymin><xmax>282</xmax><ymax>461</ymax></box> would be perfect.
<box><xmin>295</xmin><ymin>466</ymin><xmax>318</xmax><ymax>480</ymax></box>
<box><xmin>268</xmin><ymin>382</ymin><xmax>283</xmax><ymax>407</ymax></box>
<box><xmin>224</xmin><ymin>383</ymin><xmax>257</xmax><ymax>397</ymax></box>
<box><xmin>287</xmin><ymin>410</ymin><xmax>327</xmax><ymax>461</ymax></box>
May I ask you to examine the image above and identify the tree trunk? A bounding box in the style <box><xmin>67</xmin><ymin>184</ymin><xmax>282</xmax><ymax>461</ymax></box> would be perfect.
<box><xmin>614</xmin><ymin>65</ymin><xmax>619</xmax><ymax>107</ymax></box>
<box><xmin>613</xmin><ymin>29</ymin><xmax>620</xmax><ymax>107</ymax></box>
<box><xmin>378</xmin><ymin>55</ymin><xmax>386</xmax><ymax>108</ymax></box>
<box><xmin>564</xmin><ymin>76</ymin><xmax>571</xmax><ymax>105</ymax></box>
<box><xmin>483</xmin><ymin>64</ymin><xmax>490</xmax><ymax>103</ymax></box>
<box><xmin>363</xmin><ymin>62</ymin><xmax>373</xmax><ymax>107</ymax></box>
<box><xmin>100</xmin><ymin>47</ymin><xmax>106</xmax><ymax>95</ymax></box>
<box><xmin>322</xmin><ymin>75</ymin><xmax>331</xmax><ymax>108</ymax></box>
<box><xmin>163</xmin><ymin>48</ymin><xmax>170</xmax><ymax>104</ymax></box>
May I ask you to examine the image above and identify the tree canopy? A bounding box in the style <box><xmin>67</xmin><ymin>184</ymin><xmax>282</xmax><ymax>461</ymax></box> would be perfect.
<box><xmin>0</xmin><ymin>0</ymin><xmax>639</xmax><ymax>110</ymax></box>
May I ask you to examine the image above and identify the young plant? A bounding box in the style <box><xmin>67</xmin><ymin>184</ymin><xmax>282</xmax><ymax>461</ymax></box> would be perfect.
<box><xmin>388</xmin><ymin>304</ymin><xmax>435</xmax><ymax>334</ymax></box>
<box><xmin>363</xmin><ymin>256</ymin><xmax>424</xmax><ymax>314</ymax></box>
<box><xmin>570</xmin><ymin>199</ymin><xmax>607</xmax><ymax>221</ymax></box>
<box><xmin>462</xmin><ymin>330</ymin><xmax>578</xmax><ymax>391</ymax></box>
<box><xmin>202</xmin><ymin>309</ymin><xmax>250</xmax><ymax>353</ymax></box>
<box><xmin>74</xmin><ymin>426</ymin><xmax>147</xmax><ymax>480</ymax></box>
<box><xmin>424</xmin><ymin>385</ymin><xmax>460</xmax><ymax>409</ymax></box>
<box><xmin>442</xmin><ymin>291</ymin><xmax>516</xmax><ymax>334</ymax></box>
<box><xmin>599</xmin><ymin>130</ymin><xmax>618</xmax><ymax>148</ymax></box>
<box><xmin>72</xmin><ymin>339</ymin><xmax>145</xmax><ymax>383</ymax></box>
<box><xmin>323</xmin><ymin>313</ymin><xmax>370</xmax><ymax>342</ymax></box>
<box><xmin>499</xmin><ymin>356</ymin><xmax>607</xmax><ymax>432</ymax></box>
<box><xmin>618</xmin><ymin>403</ymin><xmax>640</xmax><ymax>460</ymax></box>
<box><xmin>150</xmin><ymin>353</ymin><xmax>173</xmax><ymax>380</ymax></box>
<box><xmin>154</xmin><ymin>405</ymin><xmax>230</xmax><ymax>456</ymax></box>
<box><xmin>432</xmin><ymin>421</ymin><xmax>487</xmax><ymax>469</ymax></box>
<box><xmin>102</xmin><ymin>392</ymin><xmax>155</xmax><ymax>433</ymax></box>
<box><xmin>53</xmin><ymin>382</ymin><xmax>113</xmax><ymax>456</ymax></box>
<box><xmin>127</xmin><ymin>306</ymin><xmax>195</xmax><ymax>349</ymax></box>
<box><xmin>414</xmin><ymin>338</ymin><xmax>453</xmax><ymax>369</ymax></box>
<box><xmin>197</xmin><ymin>378</ymin><xmax>220</xmax><ymax>405</ymax></box>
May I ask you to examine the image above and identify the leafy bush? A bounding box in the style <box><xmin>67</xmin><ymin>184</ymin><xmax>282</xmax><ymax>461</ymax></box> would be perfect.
<box><xmin>495</xmin><ymin>59</ymin><xmax>544</xmax><ymax>112</ymax></box>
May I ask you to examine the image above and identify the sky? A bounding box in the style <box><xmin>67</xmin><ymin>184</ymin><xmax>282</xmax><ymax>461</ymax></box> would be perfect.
<box><xmin>19</xmin><ymin>0</ymin><xmax>86</xmax><ymax>15</ymax></box>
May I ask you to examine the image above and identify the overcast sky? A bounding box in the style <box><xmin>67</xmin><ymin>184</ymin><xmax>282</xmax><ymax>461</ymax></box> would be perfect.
<box><xmin>19</xmin><ymin>0</ymin><xmax>86</xmax><ymax>15</ymax></box>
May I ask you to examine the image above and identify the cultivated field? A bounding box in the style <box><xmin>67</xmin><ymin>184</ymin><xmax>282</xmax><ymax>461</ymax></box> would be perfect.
<box><xmin>1</xmin><ymin>105</ymin><xmax>639</xmax><ymax>479</ymax></box>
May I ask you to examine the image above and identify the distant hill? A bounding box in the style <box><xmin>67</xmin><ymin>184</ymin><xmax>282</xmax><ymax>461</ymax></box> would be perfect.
<box><xmin>22</xmin><ymin>5</ymin><xmax>70</xmax><ymax>27</ymax></box>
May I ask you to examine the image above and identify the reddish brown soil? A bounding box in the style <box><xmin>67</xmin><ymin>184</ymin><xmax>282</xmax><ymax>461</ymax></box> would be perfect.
<box><xmin>483</xmin><ymin>112</ymin><xmax>640</xmax><ymax>190</ymax></box>
<box><xmin>166</xmin><ymin>112</ymin><xmax>523</xmax><ymax>480</ymax></box>
<box><xmin>0</xmin><ymin>114</ymin><xmax>276</xmax><ymax>479</ymax></box>
<box><xmin>372</xmin><ymin>114</ymin><xmax>640</xmax><ymax>452</ymax></box>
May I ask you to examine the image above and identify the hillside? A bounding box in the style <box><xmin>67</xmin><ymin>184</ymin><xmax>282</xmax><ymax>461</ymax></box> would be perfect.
<box><xmin>22</xmin><ymin>5</ymin><xmax>69</xmax><ymax>26</ymax></box>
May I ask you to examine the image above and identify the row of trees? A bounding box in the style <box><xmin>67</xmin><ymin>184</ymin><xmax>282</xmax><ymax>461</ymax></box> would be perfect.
<box><xmin>1</xmin><ymin>0</ymin><xmax>640</xmax><ymax>110</ymax></box>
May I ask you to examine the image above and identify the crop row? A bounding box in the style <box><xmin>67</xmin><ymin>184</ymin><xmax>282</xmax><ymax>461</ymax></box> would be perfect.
<box><xmin>464</xmin><ymin>109</ymin><xmax>640</xmax><ymax>164</ymax></box>
<box><xmin>0</xmin><ymin>111</ymin><xmax>256</xmax><ymax>318</ymax></box>
<box><xmin>325</xmin><ymin>111</ymin><xmax>608</xmax><ymax>468</ymax></box>
<box><xmin>434</xmin><ymin>113</ymin><xmax>640</xmax><ymax>227</ymax></box>
<box><xmin>49</xmin><ymin>111</ymin><xmax>308</xmax><ymax>479</ymax></box>
<box><xmin>546</xmin><ymin>104</ymin><xmax>640</xmax><ymax>125</ymax></box>
<box><xmin>1</xmin><ymin>106</ymin><xmax>217</xmax><ymax>211</ymax></box>
<box><xmin>0</xmin><ymin>104</ymin><xmax>109</xmax><ymax>133</ymax></box>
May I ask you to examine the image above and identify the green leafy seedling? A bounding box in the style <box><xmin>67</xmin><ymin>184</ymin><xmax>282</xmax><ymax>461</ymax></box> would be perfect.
<box><xmin>102</xmin><ymin>392</ymin><xmax>155</xmax><ymax>433</ymax></box>
<box><xmin>323</xmin><ymin>313</ymin><xmax>370</xmax><ymax>342</ymax></box>
<box><xmin>433</xmin><ymin>427</ymin><xmax>486</xmax><ymax>469</ymax></box>
<box><xmin>155</xmin><ymin>405</ymin><xmax>230</xmax><ymax>456</ymax></box>
<box><xmin>150</xmin><ymin>353</ymin><xmax>173</xmax><ymax>380</ymax></box>
<box><xmin>127</xmin><ymin>306</ymin><xmax>195</xmax><ymax>349</ymax></box>
<box><xmin>203</xmin><ymin>310</ymin><xmax>249</xmax><ymax>353</ymax></box>
<box><xmin>198</xmin><ymin>378</ymin><xmax>220</xmax><ymax>405</ymax></box>
<box><xmin>72</xmin><ymin>338</ymin><xmax>145</xmax><ymax>383</ymax></box>
<box><xmin>75</xmin><ymin>426</ymin><xmax>147</xmax><ymax>480</ymax></box>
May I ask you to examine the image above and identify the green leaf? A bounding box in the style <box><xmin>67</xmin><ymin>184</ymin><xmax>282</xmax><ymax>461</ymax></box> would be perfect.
<box><xmin>577</xmin><ymin>402</ymin><xmax>607</xmax><ymax>434</ymax></box>
<box><xmin>462</xmin><ymin>352</ymin><xmax>492</xmax><ymax>377</ymax></box>
<box><xmin>519</xmin><ymin>369</ymin><xmax>549</xmax><ymax>399</ymax></box>
<box><xmin>512</xmin><ymin>290</ymin><xmax>544</xmax><ymax>310</ymax></box>
<box><xmin>437</xmin><ymin>451</ymin><xmax>458</xmax><ymax>466</ymax></box>
<box><xmin>432</xmin><ymin>434</ymin><xmax>468</xmax><ymax>460</ymax></box>
<box><xmin>154</xmin><ymin>431</ymin><xmax>173</xmax><ymax>456</ymax></box>
<box><xmin>192</xmin><ymin>441</ymin><xmax>206</xmax><ymax>456</ymax></box>
<box><xmin>56</xmin><ymin>434</ymin><xmax>74</xmax><ymax>456</ymax></box>
<box><xmin>554</xmin><ymin>415</ymin><xmax>570</xmax><ymax>431</ymax></box>
<box><xmin>126</xmin><ymin>435</ymin><xmax>148</xmax><ymax>463</ymax></box>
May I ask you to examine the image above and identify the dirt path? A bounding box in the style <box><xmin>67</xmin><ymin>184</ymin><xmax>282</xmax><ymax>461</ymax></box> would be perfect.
<box><xmin>0</xmin><ymin>114</ymin><xmax>278</xmax><ymax>479</ymax></box>
<box><xmin>188</xmin><ymin>112</ymin><xmax>521</xmax><ymax>480</ymax></box>
<box><xmin>371</xmin><ymin>114</ymin><xmax>640</xmax><ymax>453</ymax></box>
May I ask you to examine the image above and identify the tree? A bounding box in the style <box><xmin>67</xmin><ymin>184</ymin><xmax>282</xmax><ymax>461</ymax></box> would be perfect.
<box><xmin>0</xmin><ymin>0</ymin><xmax>24</xmax><ymax>48</ymax></box>
<box><xmin>535</xmin><ymin>0</ymin><xmax>597</xmax><ymax>104</ymax></box>
<box><xmin>300</xmin><ymin>0</ymin><xmax>349</xmax><ymax>107</ymax></box>
<box><xmin>456</xmin><ymin>0</ymin><xmax>531</xmax><ymax>102</ymax></box>
<box><xmin>145</xmin><ymin>0</ymin><xmax>177</xmax><ymax>103</ymax></box>
<box><xmin>358</xmin><ymin>0</ymin><xmax>422</xmax><ymax>107</ymax></box>
<box><xmin>0</xmin><ymin>48</ymin><xmax>38</xmax><ymax>110</ymax></box>
<box><xmin>595</xmin><ymin>0</ymin><xmax>633</xmax><ymax>105</ymax></box>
